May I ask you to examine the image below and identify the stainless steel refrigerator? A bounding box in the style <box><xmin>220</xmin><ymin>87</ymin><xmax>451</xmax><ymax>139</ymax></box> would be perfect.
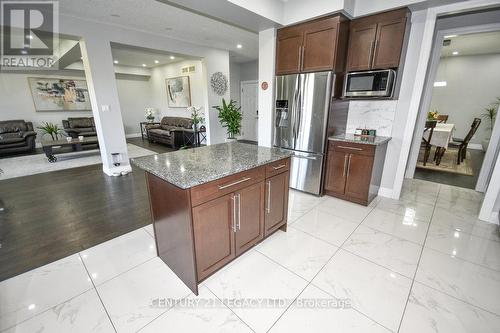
<box><xmin>274</xmin><ymin>71</ymin><xmax>334</xmax><ymax>195</ymax></box>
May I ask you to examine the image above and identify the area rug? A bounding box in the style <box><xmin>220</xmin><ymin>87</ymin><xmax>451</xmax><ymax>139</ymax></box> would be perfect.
<box><xmin>0</xmin><ymin>144</ymin><xmax>156</xmax><ymax>180</ymax></box>
<box><xmin>416</xmin><ymin>147</ymin><xmax>473</xmax><ymax>176</ymax></box>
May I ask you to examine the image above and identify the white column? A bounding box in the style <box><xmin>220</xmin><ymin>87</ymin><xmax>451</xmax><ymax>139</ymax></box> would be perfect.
<box><xmin>79</xmin><ymin>37</ymin><xmax>131</xmax><ymax>176</ymax></box>
<box><xmin>258</xmin><ymin>28</ymin><xmax>276</xmax><ymax>147</ymax></box>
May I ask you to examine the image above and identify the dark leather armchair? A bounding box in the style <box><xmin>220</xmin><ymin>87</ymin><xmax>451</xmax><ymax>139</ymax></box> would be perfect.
<box><xmin>0</xmin><ymin>120</ymin><xmax>37</xmax><ymax>156</ymax></box>
<box><xmin>147</xmin><ymin>116</ymin><xmax>193</xmax><ymax>148</ymax></box>
<box><xmin>62</xmin><ymin>117</ymin><xmax>97</xmax><ymax>138</ymax></box>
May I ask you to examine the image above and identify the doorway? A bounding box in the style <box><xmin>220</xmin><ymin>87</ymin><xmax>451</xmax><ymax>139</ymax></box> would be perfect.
<box><xmin>240</xmin><ymin>80</ymin><xmax>258</xmax><ymax>142</ymax></box>
<box><xmin>407</xmin><ymin>30</ymin><xmax>500</xmax><ymax>190</ymax></box>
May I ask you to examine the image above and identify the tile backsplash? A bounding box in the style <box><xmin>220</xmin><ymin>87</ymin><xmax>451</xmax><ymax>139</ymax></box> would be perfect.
<box><xmin>346</xmin><ymin>100</ymin><xmax>398</xmax><ymax>137</ymax></box>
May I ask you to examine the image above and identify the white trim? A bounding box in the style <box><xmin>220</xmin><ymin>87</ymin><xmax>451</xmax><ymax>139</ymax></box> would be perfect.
<box><xmin>378</xmin><ymin>186</ymin><xmax>394</xmax><ymax>198</ymax></box>
<box><xmin>392</xmin><ymin>1</ymin><xmax>500</xmax><ymax>201</ymax></box>
<box><xmin>125</xmin><ymin>133</ymin><xmax>142</xmax><ymax>138</ymax></box>
<box><xmin>102</xmin><ymin>164</ymin><xmax>133</xmax><ymax>177</ymax></box>
<box><xmin>468</xmin><ymin>143</ymin><xmax>484</xmax><ymax>151</ymax></box>
<box><xmin>476</xmin><ymin>103</ymin><xmax>500</xmax><ymax>192</ymax></box>
<box><xmin>479</xmin><ymin>141</ymin><xmax>500</xmax><ymax>223</ymax></box>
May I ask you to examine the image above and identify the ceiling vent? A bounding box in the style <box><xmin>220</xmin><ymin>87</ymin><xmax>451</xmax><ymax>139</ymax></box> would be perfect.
<box><xmin>181</xmin><ymin>65</ymin><xmax>196</xmax><ymax>74</ymax></box>
<box><xmin>443</xmin><ymin>39</ymin><xmax>451</xmax><ymax>46</ymax></box>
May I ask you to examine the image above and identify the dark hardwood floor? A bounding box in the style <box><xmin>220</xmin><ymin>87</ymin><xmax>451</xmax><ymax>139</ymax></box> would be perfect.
<box><xmin>0</xmin><ymin>138</ymin><xmax>173</xmax><ymax>281</ymax></box>
<box><xmin>414</xmin><ymin>148</ymin><xmax>485</xmax><ymax>189</ymax></box>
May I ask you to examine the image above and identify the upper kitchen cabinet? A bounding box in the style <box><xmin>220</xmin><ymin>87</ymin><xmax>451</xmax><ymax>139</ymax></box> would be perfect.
<box><xmin>276</xmin><ymin>14</ymin><xmax>349</xmax><ymax>75</ymax></box>
<box><xmin>346</xmin><ymin>8</ymin><xmax>409</xmax><ymax>72</ymax></box>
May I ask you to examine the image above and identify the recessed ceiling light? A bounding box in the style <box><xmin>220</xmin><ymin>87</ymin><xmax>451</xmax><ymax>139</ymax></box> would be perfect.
<box><xmin>444</xmin><ymin>34</ymin><xmax>457</xmax><ymax>38</ymax></box>
<box><xmin>452</xmin><ymin>51</ymin><xmax>459</xmax><ymax>55</ymax></box>
<box><xmin>142</xmin><ymin>63</ymin><xmax>147</xmax><ymax>67</ymax></box>
<box><xmin>154</xmin><ymin>60</ymin><xmax>159</xmax><ymax>64</ymax></box>
<box><xmin>236</xmin><ymin>44</ymin><xmax>243</xmax><ymax>49</ymax></box>
<box><xmin>170</xmin><ymin>56</ymin><xmax>175</xmax><ymax>60</ymax></box>
<box><xmin>113</xmin><ymin>60</ymin><xmax>119</xmax><ymax>64</ymax></box>
<box><xmin>21</xmin><ymin>50</ymin><xmax>27</xmax><ymax>55</ymax></box>
<box><xmin>80</xmin><ymin>56</ymin><xmax>83</xmax><ymax>60</ymax></box>
<box><xmin>434</xmin><ymin>81</ymin><xmax>447</xmax><ymax>87</ymax></box>
<box><xmin>26</xmin><ymin>35</ymin><xmax>33</xmax><ymax>39</ymax></box>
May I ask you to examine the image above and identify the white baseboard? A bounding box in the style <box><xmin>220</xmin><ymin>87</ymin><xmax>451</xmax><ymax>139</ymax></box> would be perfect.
<box><xmin>126</xmin><ymin>133</ymin><xmax>142</xmax><ymax>138</ymax></box>
<box><xmin>103</xmin><ymin>164</ymin><xmax>133</xmax><ymax>177</ymax></box>
<box><xmin>468</xmin><ymin>143</ymin><xmax>483</xmax><ymax>151</ymax></box>
<box><xmin>378</xmin><ymin>187</ymin><xmax>393</xmax><ymax>198</ymax></box>
<box><xmin>482</xmin><ymin>211</ymin><xmax>499</xmax><ymax>225</ymax></box>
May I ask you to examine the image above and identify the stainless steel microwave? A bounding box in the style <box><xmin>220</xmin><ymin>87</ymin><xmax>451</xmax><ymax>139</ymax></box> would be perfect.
<box><xmin>343</xmin><ymin>69</ymin><xmax>396</xmax><ymax>98</ymax></box>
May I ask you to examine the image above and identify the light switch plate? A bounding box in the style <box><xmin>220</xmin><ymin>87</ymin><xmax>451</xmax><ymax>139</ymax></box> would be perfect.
<box><xmin>101</xmin><ymin>105</ymin><xmax>110</xmax><ymax>112</ymax></box>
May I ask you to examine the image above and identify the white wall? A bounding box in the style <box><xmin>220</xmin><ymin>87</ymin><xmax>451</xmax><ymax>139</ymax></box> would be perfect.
<box><xmin>240</xmin><ymin>60</ymin><xmax>259</xmax><ymax>81</ymax></box>
<box><xmin>0</xmin><ymin>71</ymin><xmax>153</xmax><ymax>140</ymax></box>
<box><xmin>429</xmin><ymin>53</ymin><xmax>500</xmax><ymax>145</ymax></box>
<box><xmin>258</xmin><ymin>28</ymin><xmax>276</xmax><ymax>147</ymax></box>
<box><xmin>230</xmin><ymin>62</ymin><xmax>242</xmax><ymax>105</ymax></box>
<box><xmin>150</xmin><ymin>60</ymin><xmax>205</xmax><ymax>120</ymax></box>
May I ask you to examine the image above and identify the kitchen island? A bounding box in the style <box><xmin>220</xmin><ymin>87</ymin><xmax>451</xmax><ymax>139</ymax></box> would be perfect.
<box><xmin>132</xmin><ymin>142</ymin><xmax>291</xmax><ymax>294</ymax></box>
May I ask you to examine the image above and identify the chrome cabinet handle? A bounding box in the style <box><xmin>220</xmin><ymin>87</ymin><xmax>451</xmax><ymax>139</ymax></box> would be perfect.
<box><xmin>337</xmin><ymin>146</ymin><xmax>363</xmax><ymax>151</ymax></box>
<box><xmin>218</xmin><ymin>177</ymin><xmax>251</xmax><ymax>190</ymax></box>
<box><xmin>346</xmin><ymin>154</ymin><xmax>352</xmax><ymax>178</ymax></box>
<box><xmin>237</xmin><ymin>193</ymin><xmax>241</xmax><ymax>230</ymax></box>
<box><xmin>231</xmin><ymin>195</ymin><xmax>237</xmax><ymax>232</ymax></box>
<box><xmin>272</xmin><ymin>164</ymin><xmax>286</xmax><ymax>170</ymax></box>
<box><xmin>343</xmin><ymin>155</ymin><xmax>348</xmax><ymax>177</ymax></box>
<box><xmin>266</xmin><ymin>180</ymin><xmax>271</xmax><ymax>214</ymax></box>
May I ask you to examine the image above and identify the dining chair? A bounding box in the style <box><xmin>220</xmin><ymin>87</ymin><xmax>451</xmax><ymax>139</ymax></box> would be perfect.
<box><xmin>449</xmin><ymin>117</ymin><xmax>481</xmax><ymax>165</ymax></box>
<box><xmin>422</xmin><ymin>120</ymin><xmax>437</xmax><ymax>166</ymax></box>
<box><xmin>436</xmin><ymin>114</ymin><xmax>449</xmax><ymax>123</ymax></box>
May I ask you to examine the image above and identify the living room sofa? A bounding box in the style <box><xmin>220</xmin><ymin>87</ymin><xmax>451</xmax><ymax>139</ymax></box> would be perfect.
<box><xmin>0</xmin><ymin>120</ymin><xmax>37</xmax><ymax>156</ymax></box>
<box><xmin>146</xmin><ymin>116</ymin><xmax>193</xmax><ymax>148</ymax></box>
<box><xmin>62</xmin><ymin>117</ymin><xmax>97</xmax><ymax>138</ymax></box>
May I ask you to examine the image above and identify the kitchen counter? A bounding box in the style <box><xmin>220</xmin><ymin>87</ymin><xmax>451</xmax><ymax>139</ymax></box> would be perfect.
<box><xmin>133</xmin><ymin>142</ymin><xmax>292</xmax><ymax>295</ymax></box>
<box><xmin>131</xmin><ymin>142</ymin><xmax>292</xmax><ymax>189</ymax></box>
<box><xmin>328</xmin><ymin>133</ymin><xmax>391</xmax><ymax>146</ymax></box>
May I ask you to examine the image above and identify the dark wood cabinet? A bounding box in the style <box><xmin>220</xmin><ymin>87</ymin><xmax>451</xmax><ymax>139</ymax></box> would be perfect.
<box><xmin>265</xmin><ymin>171</ymin><xmax>289</xmax><ymax>236</ymax></box>
<box><xmin>192</xmin><ymin>194</ymin><xmax>236</xmax><ymax>281</ymax></box>
<box><xmin>276</xmin><ymin>14</ymin><xmax>348</xmax><ymax>75</ymax></box>
<box><xmin>146</xmin><ymin>157</ymin><xmax>290</xmax><ymax>295</ymax></box>
<box><xmin>346</xmin><ymin>8</ymin><xmax>408</xmax><ymax>72</ymax></box>
<box><xmin>234</xmin><ymin>181</ymin><xmax>265</xmax><ymax>256</ymax></box>
<box><xmin>324</xmin><ymin>150</ymin><xmax>348</xmax><ymax>196</ymax></box>
<box><xmin>324</xmin><ymin>140</ymin><xmax>388</xmax><ymax>206</ymax></box>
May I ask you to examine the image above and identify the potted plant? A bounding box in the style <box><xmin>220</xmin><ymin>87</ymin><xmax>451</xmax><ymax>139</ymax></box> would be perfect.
<box><xmin>37</xmin><ymin>122</ymin><xmax>63</xmax><ymax>141</ymax></box>
<box><xmin>481</xmin><ymin>97</ymin><xmax>499</xmax><ymax>151</ymax></box>
<box><xmin>213</xmin><ymin>99</ymin><xmax>242</xmax><ymax>141</ymax></box>
<box><xmin>188</xmin><ymin>106</ymin><xmax>204</xmax><ymax>131</ymax></box>
<box><xmin>427</xmin><ymin>110</ymin><xmax>438</xmax><ymax>120</ymax></box>
<box><xmin>145</xmin><ymin>107</ymin><xmax>156</xmax><ymax>122</ymax></box>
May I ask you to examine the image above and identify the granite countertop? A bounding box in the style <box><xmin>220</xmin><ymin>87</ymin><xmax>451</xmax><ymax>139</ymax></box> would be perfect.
<box><xmin>328</xmin><ymin>134</ymin><xmax>391</xmax><ymax>146</ymax></box>
<box><xmin>131</xmin><ymin>142</ymin><xmax>292</xmax><ymax>189</ymax></box>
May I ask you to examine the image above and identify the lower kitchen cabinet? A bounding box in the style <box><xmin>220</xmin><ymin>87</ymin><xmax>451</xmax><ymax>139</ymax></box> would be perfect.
<box><xmin>193</xmin><ymin>194</ymin><xmax>236</xmax><ymax>281</ymax></box>
<box><xmin>265</xmin><ymin>171</ymin><xmax>289</xmax><ymax>236</ymax></box>
<box><xmin>324</xmin><ymin>140</ymin><xmax>388</xmax><ymax>206</ymax></box>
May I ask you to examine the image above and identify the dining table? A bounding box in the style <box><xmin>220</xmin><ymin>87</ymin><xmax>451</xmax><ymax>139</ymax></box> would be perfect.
<box><xmin>423</xmin><ymin>123</ymin><xmax>455</xmax><ymax>165</ymax></box>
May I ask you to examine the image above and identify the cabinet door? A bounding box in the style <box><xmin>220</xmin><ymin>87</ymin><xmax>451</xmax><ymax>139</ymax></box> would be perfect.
<box><xmin>302</xmin><ymin>19</ymin><xmax>338</xmax><ymax>72</ymax></box>
<box><xmin>192</xmin><ymin>194</ymin><xmax>236</xmax><ymax>280</ymax></box>
<box><xmin>345</xmin><ymin>154</ymin><xmax>373</xmax><ymax>202</ymax></box>
<box><xmin>372</xmin><ymin>18</ymin><xmax>406</xmax><ymax>69</ymax></box>
<box><xmin>264</xmin><ymin>172</ymin><xmax>289</xmax><ymax>236</ymax></box>
<box><xmin>234</xmin><ymin>181</ymin><xmax>265</xmax><ymax>256</ymax></box>
<box><xmin>324</xmin><ymin>150</ymin><xmax>348</xmax><ymax>195</ymax></box>
<box><xmin>276</xmin><ymin>27</ymin><xmax>303</xmax><ymax>75</ymax></box>
<box><xmin>346</xmin><ymin>23</ymin><xmax>377</xmax><ymax>71</ymax></box>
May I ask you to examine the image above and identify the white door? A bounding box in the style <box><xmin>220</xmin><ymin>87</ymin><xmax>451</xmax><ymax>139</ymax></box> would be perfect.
<box><xmin>241</xmin><ymin>81</ymin><xmax>258</xmax><ymax>142</ymax></box>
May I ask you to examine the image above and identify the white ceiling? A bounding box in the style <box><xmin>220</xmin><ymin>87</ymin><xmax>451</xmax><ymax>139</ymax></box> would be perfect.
<box><xmin>58</xmin><ymin>0</ymin><xmax>259</xmax><ymax>63</ymax></box>
<box><xmin>110</xmin><ymin>44</ymin><xmax>199</xmax><ymax>68</ymax></box>
<box><xmin>441</xmin><ymin>30</ymin><xmax>500</xmax><ymax>57</ymax></box>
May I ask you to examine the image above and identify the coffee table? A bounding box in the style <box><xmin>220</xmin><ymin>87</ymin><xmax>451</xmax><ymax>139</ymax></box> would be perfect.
<box><xmin>41</xmin><ymin>136</ymin><xmax>99</xmax><ymax>163</ymax></box>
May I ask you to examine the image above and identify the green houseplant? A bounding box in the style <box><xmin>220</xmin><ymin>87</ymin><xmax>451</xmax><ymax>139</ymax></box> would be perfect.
<box><xmin>37</xmin><ymin>122</ymin><xmax>63</xmax><ymax>141</ymax></box>
<box><xmin>481</xmin><ymin>97</ymin><xmax>499</xmax><ymax>151</ymax></box>
<box><xmin>213</xmin><ymin>99</ymin><xmax>242</xmax><ymax>140</ymax></box>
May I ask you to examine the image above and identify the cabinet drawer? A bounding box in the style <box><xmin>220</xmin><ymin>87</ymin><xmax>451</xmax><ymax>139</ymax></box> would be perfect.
<box><xmin>265</xmin><ymin>158</ymin><xmax>290</xmax><ymax>178</ymax></box>
<box><xmin>329</xmin><ymin>141</ymin><xmax>375</xmax><ymax>156</ymax></box>
<box><xmin>191</xmin><ymin>166</ymin><xmax>265</xmax><ymax>207</ymax></box>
